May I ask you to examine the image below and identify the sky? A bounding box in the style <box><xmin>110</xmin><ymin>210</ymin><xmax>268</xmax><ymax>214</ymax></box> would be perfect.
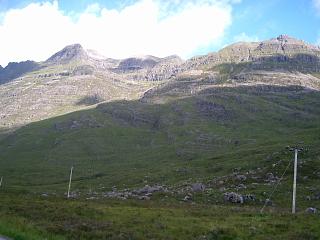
<box><xmin>0</xmin><ymin>0</ymin><xmax>319</xmax><ymax>66</ymax></box>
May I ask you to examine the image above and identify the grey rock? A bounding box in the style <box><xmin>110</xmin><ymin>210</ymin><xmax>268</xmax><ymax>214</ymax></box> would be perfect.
<box><xmin>191</xmin><ymin>183</ymin><xmax>206</xmax><ymax>192</ymax></box>
<box><xmin>218</xmin><ymin>180</ymin><xmax>224</xmax><ymax>185</ymax></box>
<box><xmin>236</xmin><ymin>184</ymin><xmax>247</xmax><ymax>190</ymax></box>
<box><xmin>235</xmin><ymin>175</ymin><xmax>247</xmax><ymax>181</ymax></box>
<box><xmin>183</xmin><ymin>194</ymin><xmax>192</xmax><ymax>202</ymax></box>
<box><xmin>134</xmin><ymin>185</ymin><xmax>164</xmax><ymax>195</ymax></box>
<box><xmin>138</xmin><ymin>196</ymin><xmax>150</xmax><ymax>201</ymax></box>
<box><xmin>46</xmin><ymin>44</ymin><xmax>88</xmax><ymax>64</ymax></box>
<box><xmin>242</xmin><ymin>194</ymin><xmax>256</xmax><ymax>202</ymax></box>
<box><xmin>264</xmin><ymin>198</ymin><xmax>273</xmax><ymax>206</ymax></box>
<box><xmin>305</xmin><ymin>207</ymin><xmax>317</xmax><ymax>214</ymax></box>
<box><xmin>223</xmin><ymin>192</ymin><xmax>244</xmax><ymax>204</ymax></box>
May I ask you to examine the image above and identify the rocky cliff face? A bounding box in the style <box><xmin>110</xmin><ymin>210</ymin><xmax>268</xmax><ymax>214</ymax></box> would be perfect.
<box><xmin>45</xmin><ymin>44</ymin><xmax>89</xmax><ymax>64</ymax></box>
<box><xmin>116</xmin><ymin>56</ymin><xmax>160</xmax><ymax>72</ymax></box>
<box><xmin>183</xmin><ymin>35</ymin><xmax>320</xmax><ymax>72</ymax></box>
<box><xmin>1</xmin><ymin>35</ymin><xmax>320</xmax><ymax>129</ymax></box>
<box><xmin>110</xmin><ymin>55</ymin><xmax>184</xmax><ymax>81</ymax></box>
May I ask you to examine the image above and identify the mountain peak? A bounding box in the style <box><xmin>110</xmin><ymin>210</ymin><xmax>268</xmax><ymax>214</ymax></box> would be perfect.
<box><xmin>46</xmin><ymin>43</ymin><xmax>88</xmax><ymax>64</ymax></box>
<box><xmin>276</xmin><ymin>34</ymin><xmax>293</xmax><ymax>41</ymax></box>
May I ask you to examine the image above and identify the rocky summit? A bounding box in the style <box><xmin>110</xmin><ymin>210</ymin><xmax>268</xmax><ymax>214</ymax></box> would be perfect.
<box><xmin>0</xmin><ymin>35</ymin><xmax>319</xmax><ymax>130</ymax></box>
<box><xmin>45</xmin><ymin>43</ymin><xmax>89</xmax><ymax>64</ymax></box>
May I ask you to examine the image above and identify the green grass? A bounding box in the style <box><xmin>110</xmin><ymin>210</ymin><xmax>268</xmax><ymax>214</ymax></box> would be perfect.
<box><xmin>0</xmin><ymin>85</ymin><xmax>320</xmax><ymax>193</ymax></box>
<box><xmin>0</xmin><ymin>192</ymin><xmax>320</xmax><ymax>240</ymax></box>
<box><xmin>0</xmin><ymin>84</ymin><xmax>320</xmax><ymax>239</ymax></box>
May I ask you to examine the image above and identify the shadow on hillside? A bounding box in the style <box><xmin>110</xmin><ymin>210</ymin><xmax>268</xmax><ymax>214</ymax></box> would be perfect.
<box><xmin>76</xmin><ymin>94</ymin><xmax>106</xmax><ymax>106</ymax></box>
<box><xmin>0</xmin><ymin>82</ymin><xmax>320</xmax><ymax>135</ymax></box>
<box><xmin>0</xmin><ymin>84</ymin><xmax>320</xmax><ymax>190</ymax></box>
<box><xmin>1</xmin><ymin>83</ymin><xmax>319</xmax><ymax>135</ymax></box>
<box><xmin>0</xmin><ymin>61</ymin><xmax>42</xmax><ymax>85</ymax></box>
<box><xmin>211</xmin><ymin>53</ymin><xmax>320</xmax><ymax>78</ymax></box>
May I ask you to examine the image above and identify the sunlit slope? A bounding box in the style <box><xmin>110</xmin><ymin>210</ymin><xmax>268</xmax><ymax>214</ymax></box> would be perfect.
<box><xmin>0</xmin><ymin>83</ymin><xmax>319</xmax><ymax>195</ymax></box>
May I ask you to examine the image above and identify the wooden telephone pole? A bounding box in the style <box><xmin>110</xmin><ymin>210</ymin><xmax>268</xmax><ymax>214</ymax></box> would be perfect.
<box><xmin>292</xmin><ymin>148</ymin><xmax>298</xmax><ymax>214</ymax></box>
<box><xmin>287</xmin><ymin>146</ymin><xmax>303</xmax><ymax>214</ymax></box>
<box><xmin>67</xmin><ymin>166</ymin><xmax>74</xmax><ymax>198</ymax></box>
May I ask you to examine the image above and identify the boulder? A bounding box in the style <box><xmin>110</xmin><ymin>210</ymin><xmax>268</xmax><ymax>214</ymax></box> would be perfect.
<box><xmin>223</xmin><ymin>192</ymin><xmax>244</xmax><ymax>204</ymax></box>
<box><xmin>235</xmin><ymin>175</ymin><xmax>247</xmax><ymax>181</ymax></box>
<box><xmin>236</xmin><ymin>184</ymin><xmax>247</xmax><ymax>190</ymax></box>
<box><xmin>242</xmin><ymin>194</ymin><xmax>256</xmax><ymax>202</ymax></box>
<box><xmin>183</xmin><ymin>194</ymin><xmax>192</xmax><ymax>202</ymax></box>
<box><xmin>138</xmin><ymin>196</ymin><xmax>150</xmax><ymax>201</ymax></box>
<box><xmin>134</xmin><ymin>185</ymin><xmax>163</xmax><ymax>194</ymax></box>
<box><xmin>264</xmin><ymin>198</ymin><xmax>273</xmax><ymax>206</ymax></box>
<box><xmin>305</xmin><ymin>207</ymin><xmax>317</xmax><ymax>214</ymax></box>
<box><xmin>191</xmin><ymin>183</ymin><xmax>206</xmax><ymax>192</ymax></box>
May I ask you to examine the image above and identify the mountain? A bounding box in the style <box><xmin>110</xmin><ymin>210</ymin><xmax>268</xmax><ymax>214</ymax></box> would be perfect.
<box><xmin>45</xmin><ymin>43</ymin><xmax>89</xmax><ymax>64</ymax></box>
<box><xmin>0</xmin><ymin>60</ymin><xmax>40</xmax><ymax>84</ymax></box>
<box><xmin>0</xmin><ymin>34</ymin><xmax>319</xmax><ymax>129</ymax></box>
<box><xmin>116</xmin><ymin>55</ymin><xmax>161</xmax><ymax>72</ymax></box>
<box><xmin>1</xmin><ymin>35</ymin><xmax>320</xmax><ymax>239</ymax></box>
<box><xmin>184</xmin><ymin>34</ymin><xmax>320</xmax><ymax>73</ymax></box>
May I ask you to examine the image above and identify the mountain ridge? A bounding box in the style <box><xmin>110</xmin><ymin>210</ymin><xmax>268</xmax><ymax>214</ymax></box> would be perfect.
<box><xmin>1</xmin><ymin>34</ymin><xmax>319</xmax><ymax>81</ymax></box>
<box><xmin>0</xmin><ymin>34</ymin><xmax>320</xmax><ymax>129</ymax></box>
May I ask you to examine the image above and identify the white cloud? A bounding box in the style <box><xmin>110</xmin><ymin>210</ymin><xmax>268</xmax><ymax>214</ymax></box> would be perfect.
<box><xmin>0</xmin><ymin>0</ymin><xmax>235</xmax><ymax>66</ymax></box>
<box><xmin>313</xmin><ymin>0</ymin><xmax>320</xmax><ymax>11</ymax></box>
<box><xmin>233</xmin><ymin>32</ymin><xmax>259</xmax><ymax>42</ymax></box>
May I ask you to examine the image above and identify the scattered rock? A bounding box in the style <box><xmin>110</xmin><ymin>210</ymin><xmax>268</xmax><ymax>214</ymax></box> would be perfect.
<box><xmin>191</xmin><ymin>183</ymin><xmax>206</xmax><ymax>192</ymax></box>
<box><xmin>235</xmin><ymin>175</ymin><xmax>247</xmax><ymax>181</ymax></box>
<box><xmin>233</xmin><ymin>167</ymin><xmax>242</xmax><ymax>173</ymax></box>
<box><xmin>313</xmin><ymin>193</ymin><xmax>320</xmax><ymax>200</ymax></box>
<box><xmin>134</xmin><ymin>185</ymin><xmax>163</xmax><ymax>194</ymax></box>
<box><xmin>223</xmin><ymin>192</ymin><xmax>244</xmax><ymax>204</ymax></box>
<box><xmin>305</xmin><ymin>207</ymin><xmax>317</xmax><ymax>214</ymax></box>
<box><xmin>236</xmin><ymin>184</ymin><xmax>247</xmax><ymax>190</ymax></box>
<box><xmin>242</xmin><ymin>194</ymin><xmax>256</xmax><ymax>202</ymax></box>
<box><xmin>218</xmin><ymin>180</ymin><xmax>224</xmax><ymax>185</ymax></box>
<box><xmin>264</xmin><ymin>198</ymin><xmax>273</xmax><ymax>206</ymax></box>
<box><xmin>266</xmin><ymin>173</ymin><xmax>275</xmax><ymax>180</ymax></box>
<box><xmin>138</xmin><ymin>196</ymin><xmax>150</xmax><ymax>201</ymax></box>
<box><xmin>183</xmin><ymin>193</ymin><xmax>193</xmax><ymax>202</ymax></box>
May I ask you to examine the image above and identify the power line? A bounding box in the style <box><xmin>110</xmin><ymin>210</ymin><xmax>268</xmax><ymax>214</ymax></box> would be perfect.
<box><xmin>260</xmin><ymin>159</ymin><xmax>291</xmax><ymax>213</ymax></box>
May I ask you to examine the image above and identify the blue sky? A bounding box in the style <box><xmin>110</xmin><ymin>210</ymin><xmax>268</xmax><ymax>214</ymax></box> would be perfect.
<box><xmin>0</xmin><ymin>0</ymin><xmax>319</xmax><ymax>66</ymax></box>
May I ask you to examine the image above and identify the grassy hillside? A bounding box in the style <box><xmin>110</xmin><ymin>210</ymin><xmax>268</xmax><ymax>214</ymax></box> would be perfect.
<box><xmin>0</xmin><ymin>83</ymin><xmax>319</xmax><ymax>196</ymax></box>
<box><xmin>1</xmin><ymin>192</ymin><xmax>320</xmax><ymax>240</ymax></box>
<box><xmin>1</xmin><ymin>82</ymin><xmax>320</xmax><ymax>239</ymax></box>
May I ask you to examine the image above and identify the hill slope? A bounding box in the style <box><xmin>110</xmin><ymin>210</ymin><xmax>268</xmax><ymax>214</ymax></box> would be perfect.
<box><xmin>1</xmin><ymin>35</ymin><xmax>320</xmax><ymax>239</ymax></box>
<box><xmin>0</xmin><ymin>35</ymin><xmax>320</xmax><ymax>208</ymax></box>
<box><xmin>0</xmin><ymin>82</ymin><xmax>320</xmax><ymax>209</ymax></box>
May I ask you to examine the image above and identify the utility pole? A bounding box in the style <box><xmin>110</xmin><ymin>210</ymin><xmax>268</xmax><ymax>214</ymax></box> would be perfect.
<box><xmin>67</xmin><ymin>166</ymin><xmax>74</xmax><ymax>198</ymax></box>
<box><xmin>0</xmin><ymin>177</ymin><xmax>2</xmax><ymax>187</ymax></box>
<box><xmin>292</xmin><ymin>148</ymin><xmax>298</xmax><ymax>214</ymax></box>
<box><xmin>287</xmin><ymin>146</ymin><xmax>303</xmax><ymax>214</ymax></box>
